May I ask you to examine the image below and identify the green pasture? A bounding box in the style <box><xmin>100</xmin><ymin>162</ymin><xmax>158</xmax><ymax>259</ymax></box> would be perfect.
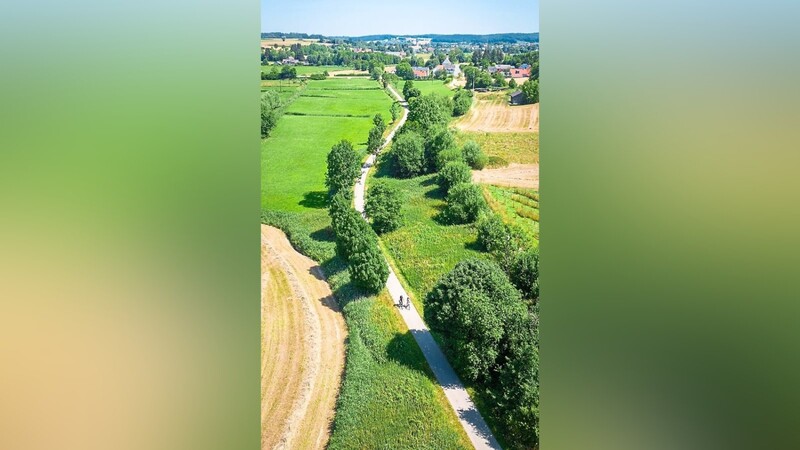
<box><xmin>306</xmin><ymin>77</ymin><xmax>382</xmax><ymax>90</ymax></box>
<box><xmin>393</xmin><ymin>79</ymin><xmax>455</xmax><ymax>98</ymax></box>
<box><xmin>288</xmin><ymin>90</ymin><xmax>393</xmax><ymax>118</ymax></box>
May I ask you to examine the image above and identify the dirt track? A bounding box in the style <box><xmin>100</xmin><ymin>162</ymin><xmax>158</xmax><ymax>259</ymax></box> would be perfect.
<box><xmin>472</xmin><ymin>163</ymin><xmax>539</xmax><ymax>190</ymax></box>
<box><xmin>455</xmin><ymin>92</ymin><xmax>539</xmax><ymax>133</ymax></box>
<box><xmin>261</xmin><ymin>225</ymin><xmax>346</xmax><ymax>450</ymax></box>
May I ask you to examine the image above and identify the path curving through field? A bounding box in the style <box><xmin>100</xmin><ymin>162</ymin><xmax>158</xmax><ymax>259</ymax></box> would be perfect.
<box><xmin>356</xmin><ymin>85</ymin><xmax>503</xmax><ymax>450</ymax></box>
<box><xmin>261</xmin><ymin>225</ymin><xmax>346</xmax><ymax>450</ymax></box>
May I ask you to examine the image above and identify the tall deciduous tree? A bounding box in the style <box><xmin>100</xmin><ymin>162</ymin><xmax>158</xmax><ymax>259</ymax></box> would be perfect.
<box><xmin>391</xmin><ymin>130</ymin><xmax>425</xmax><ymax>178</ymax></box>
<box><xmin>325</xmin><ymin>140</ymin><xmax>361</xmax><ymax>198</ymax></box>
<box><xmin>365</xmin><ymin>181</ymin><xmax>403</xmax><ymax>234</ymax></box>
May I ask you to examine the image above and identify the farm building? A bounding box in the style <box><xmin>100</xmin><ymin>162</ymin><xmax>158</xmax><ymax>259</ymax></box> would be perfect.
<box><xmin>412</xmin><ymin>67</ymin><xmax>431</xmax><ymax>78</ymax></box>
<box><xmin>510</xmin><ymin>90</ymin><xmax>525</xmax><ymax>105</ymax></box>
<box><xmin>510</xmin><ymin>67</ymin><xmax>532</xmax><ymax>78</ymax></box>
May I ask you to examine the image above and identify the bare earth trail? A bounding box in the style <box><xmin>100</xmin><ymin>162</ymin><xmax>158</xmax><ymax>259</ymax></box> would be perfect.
<box><xmin>261</xmin><ymin>225</ymin><xmax>346</xmax><ymax>450</ymax></box>
<box><xmin>355</xmin><ymin>84</ymin><xmax>503</xmax><ymax>450</ymax></box>
<box><xmin>472</xmin><ymin>163</ymin><xmax>539</xmax><ymax>190</ymax></box>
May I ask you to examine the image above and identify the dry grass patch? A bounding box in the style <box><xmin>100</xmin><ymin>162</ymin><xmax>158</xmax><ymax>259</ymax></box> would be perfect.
<box><xmin>454</xmin><ymin>91</ymin><xmax>539</xmax><ymax>132</ymax></box>
<box><xmin>454</xmin><ymin>131</ymin><xmax>539</xmax><ymax>167</ymax></box>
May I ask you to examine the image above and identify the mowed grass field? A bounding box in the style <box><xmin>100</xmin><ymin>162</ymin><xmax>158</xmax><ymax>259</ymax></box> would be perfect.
<box><xmin>262</xmin><ymin>78</ymin><xmax>393</xmax><ymax>211</ymax></box>
<box><xmin>455</xmin><ymin>130</ymin><xmax>539</xmax><ymax>167</ymax></box>
<box><xmin>371</xmin><ymin>169</ymin><xmax>489</xmax><ymax>317</ymax></box>
<box><xmin>260</xmin><ymin>80</ymin><xmax>305</xmax><ymax>103</ymax></box>
<box><xmin>262</xmin><ymin>211</ymin><xmax>472</xmax><ymax>450</ymax></box>
<box><xmin>393</xmin><ymin>79</ymin><xmax>455</xmax><ymax>98</ymax></box>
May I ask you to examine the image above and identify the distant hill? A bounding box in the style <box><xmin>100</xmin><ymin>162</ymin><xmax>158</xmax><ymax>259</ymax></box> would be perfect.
<box><xmin>261</xmin><ymin>32</ymin><xmax>538</xmax><ymax>44</ymax></box>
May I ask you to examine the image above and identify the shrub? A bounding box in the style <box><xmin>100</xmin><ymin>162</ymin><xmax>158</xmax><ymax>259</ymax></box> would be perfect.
<box><xmin>435</xmin><ymin>147</ymin><xmax>464</xmax><ymax>171</ymax></box>
<box><xmin>476</xmin><ymin>213</ymin><xmax>512</xmax><ymax>253</ymax></box>
<box><xmin>462</xmin><ymin>140</ymin><xmax>488</xmax><ymax>170</ymax></box>
<box><xmin>325</xmin><ymin>140</ymin><xmax>361</xmax><ymax>198</ymax></box>
<box><xmin>348</xmin><ymin>239</ymin><xmax>389</xmax><ymax>293</ymax></box>
<box><xmin>391</xmin><ymin>131</ymin><xmax>425</xmax><ymax>178</ymax></box>
<box><xmin>509</xmin><ymin>247</ymin><xmax>539</xmax><ymax>301</ymax></box>
<box><xmin>452</xmin><ymin>89</ymin><xmax>473</xmax><ymax>116</ymax></box>
<box><xmin>390</xmin><ymin>102</ymin><xmax>401</xmax><ymax>122</ymax></box>
<box><xmin>424</xmin><ymin>126</ymin><xmax>456</xmax><ymax>172</ymax></box>
<box><xmin>424</xmin><ymin>259</ymin><xmax>526</xmax><ymax>382</ymax></box>
<box><xmin>444</xmin><ymin>182</ymin><xmax>486</xmax><ymax>224</ymax></box>
<box><xmin>521</xmin><ymin>79</ymin><xmax>539</xmax><ymax>104</ymax></box>
<box><xmin>438</xmin><ymin>161</ymin><xmax>472</xmax><ymax>194</ymax></box>
<box><xmin>365</xmin><ymin>181</ymin><xmax>403</xmax><ymax>234</ymax></box>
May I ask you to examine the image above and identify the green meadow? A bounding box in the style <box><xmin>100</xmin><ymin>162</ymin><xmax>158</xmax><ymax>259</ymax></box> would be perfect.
<box><xmin>370</xmin><ymin>170</ymin><xmax>489</xmax><ymax>317</ymax></box>
<box><xmin>454</xmin><ymin>131</ymin><xmax>539</xmax><ymax>167</ymax></box>
<box><xmin>393</xmin><ymin>79</ymin><xmax>455</xmax><ymax>98</ymax></box>
<box><xmin>484</xmin><ymin>185</ymin><xmax>540</xmax><ymax>245</ymax></box>
<box><xmin>261</xmin><ymin>76</ymin><xmax>471</xmax><ymax>448</ymax></box>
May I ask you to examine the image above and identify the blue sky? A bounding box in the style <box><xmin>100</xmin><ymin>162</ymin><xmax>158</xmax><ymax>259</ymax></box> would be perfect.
<box><xmin>261</xmin><ymin>0</ymin><xmax>539</xmax><ymax>35</ymax></box>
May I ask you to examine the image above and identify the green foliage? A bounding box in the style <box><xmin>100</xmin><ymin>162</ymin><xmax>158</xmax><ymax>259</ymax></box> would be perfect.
<box><xmin>426</xmin><ymin>259</ymin><xmax>539</xmax><ymax>448</ymax></box>
<box><xmin>464</xmin><ymin>66</ymin><xmax>492</xmax><ymax>89</ymax></box>
<box><xmin>462</xmin><ymin>140</ymin><xmax>488</xmax><ymax>170</ymax></box>
<box><xmin>452</xmin><ymin>89</ymin><xmax>473</xmax><ymax>117</ymax></box>
<box><xmin>373</xmin><ymin>113</ymin><xmax>386</xmax><ymax>133</ymax></box>
<box><xmin>391</xmin><ymin>130</ymin><xmax>426</xmax><ymax>178</ymax></box>
<box><xmin>438</xmin><ymin>161</ymin><xmax>473</xmax><ymax>194</ymax></box>
<box><xmin>508</xmin><ymin>78</ymin><xmax>517</xmax><ymax>89</ymax></box>
<box><xmin>403</xmin><ymin>79</ymin><xmax>422</xmax><ymax>100</ymax></box>
<box><xmin>444</xmin><ymin>182</ymin><xmax>487</xmax><ymax>224</ymax></box>
<box><xmin>366</xmin><ymin>181</ymin><xmax>403</xmax><ymax>234</ymax></box>
<box><xmin>367</xmin><ymin>126</ymin><xmax>384</xmax><ymax>153</ymax></box>
<box><xmin>509</xmin><ymin>248</ymin><xmax>539</xmax><ymax>300</ymax></box>
<box><xmin>408</xmin><ymin>94</ymin><xmax>452</xmax><ymax>134</ymax></box>
<box><xmin>280</xmin><ymin>65</ymin><xmax>297</xmax><ymax>79</ymax></box>
<box><xmin>521</xmin><ymin>79</ymin><xmax>539</xmax><ymax>104</ymax></box>
<box><xmin>329</xmin><ymin>192</ymin><xmax>361</xmax><ymax>259</ymax></box>
<box><xmin>325</xmin><ymin>140</ymin><xmax>361</xmax><ymax>198</ymax></box>
<box><xmin>348</xmin><ymin>237</ymin><xmax>389</xmax><ymax>293</ymax></box>
<box><xmin>425</xmin><ymin>126</ymin><xmax>456</xmax><ymax>172</ymax></box>
<box><xmin>396</xmin><ymin>61</ymin><xmax>414</xmax><ymax>80</ymax></box>
<box><xmin>424</xmin><ymin>259</ymin><xmax>525</xmax><ymax>382</ymax></box>
<box><xmin>477</xmin><ymin>213</ymin><xmax>512</xmax><ymax>254</ymax></box>
<box><xmin>492</xmin><ymin>72</ymin><xmax>508</xmax><ymax>87</ymax></box>
<box><xmin>308</xmin><ymin>72</ymin><xmax>327</xmax><ymax>80</ymax></box>
<box><xmin>436</xmin><ymin>147</ymin><xmax>464</xmax><ymax>171</ymax></box>
<box><xmin>390</xmin><ymin>102</ymin><xmax>401</xmax><ymax>122</ymax></box>
<box><xmin>260</xmin><ymin>90</ymin><xmax>282</xmax><ymax>138</ymax></box>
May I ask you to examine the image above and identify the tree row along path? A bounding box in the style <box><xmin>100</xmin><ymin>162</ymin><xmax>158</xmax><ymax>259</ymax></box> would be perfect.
<box><xmin>354</xmin><ymin>83</ymin><xmax>503</xmax><ymax>450</ymax></box>
<box><xmin>261</xmin><ymin>225</ymin><xmax>346</xmax><ymax>450</ymax></box>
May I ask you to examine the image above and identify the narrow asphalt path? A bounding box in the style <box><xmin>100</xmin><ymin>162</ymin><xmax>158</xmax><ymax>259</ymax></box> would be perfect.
<box><xmin>354</xmin><ymin>83</ymin><xmax>502</xmax><ymax>450</ymax></box>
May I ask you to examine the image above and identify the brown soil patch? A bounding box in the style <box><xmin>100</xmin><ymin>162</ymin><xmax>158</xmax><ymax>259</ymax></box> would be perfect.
<box><xmin>261</xmin><ymin>225</ymin><xmax>346</xmax><ymax>450</ymax></box>
<box><xmin>455</xmin><ymin>92</ymin><xmax>539</xmax><ymax>133</ymax></box>
<box><xmin>472</xmin><ymin>163</ymin><xmax>539</xmax><ymax>190</ymax></box>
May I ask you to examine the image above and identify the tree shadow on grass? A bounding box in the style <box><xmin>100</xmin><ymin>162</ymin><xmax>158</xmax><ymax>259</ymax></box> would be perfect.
<box><xmin>309</xmin><ymin>226</ymin><xmax>335</xmax><ymax>243</ymax></box>
<box><xmin>373</xmin><ymin>152</ymin><xmax>396</xmax><ymax>179</ymax></box>
<box><xmin>464</xmin><ymin>238</ymin><xmax>483</xmax><ymax>252</ymax></box>
<box><xmin>298</xmin><ymin>190</ymin><xmax>328</xmax><ymax>209</ymax></box>
<box><xmin>386</xmin><ymin>331</ymin><xmax>436</xmax><ymax>380</ymax></box>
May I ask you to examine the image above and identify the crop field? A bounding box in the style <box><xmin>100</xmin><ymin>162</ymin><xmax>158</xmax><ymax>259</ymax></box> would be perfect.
<box><xmin>454</xmin><ymin>91</ymin><xmax>539</xmax><ymax>132</ymax></box>
<box><xmin>484</xmin><ymin>185</ymin><xmax>540</xmax><ymax>244</ymax></box>
<box><xmin>262</xmin><ymin>77</ymin><xmax>393</xmax><ymax>212</ymax></box>
<box><xmin>262</xmin><ymin>211</ymin><xmax>471</xmax><ymax>450</ymax></box>
<box><xmin>454</xmin><ymin>130</ymin><xmax>539</xmax><ymax>167</ymax></box>
<box><xmin>371</xmin><ymin>171</ymin><xmax>489</xmax><ymax>316</ymax></box>
<box><xmin>393</xmin><ymin>79</ymin><xmax>455</xmax><ymax>98</ymax></box>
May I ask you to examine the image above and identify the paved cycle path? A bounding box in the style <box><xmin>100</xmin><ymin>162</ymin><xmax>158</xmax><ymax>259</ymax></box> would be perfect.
<box><xmin>354</xmin><ymin>83</ymin><xmax>502</xmax><ymax>450</ymax></box>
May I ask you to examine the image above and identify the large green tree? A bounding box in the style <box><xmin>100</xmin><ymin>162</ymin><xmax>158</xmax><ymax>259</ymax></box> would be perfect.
<box><xmin>438</xmin><ymin>161</ymin><xmax>472</xmax><ymax>193</ymax></box>
<box><xmin>395</xmin><ymin>61</ymin><xmax>414</xmax><ymax>80</ymax></box>
<box><xmin>391</xmin><ymin>130</ymin><xmax>425</xmax><ymax>178</ymax></box>
<box><xmin>408</xmin><ymin>95</ymin><xmax>452</xmax><ymax>135</ymax></box>
<box><xmin>260</xmin><ymin>91</ymin><xmax>282</xmax><ymax>138</ymax></box>
<box><xmin>521</xmin><ymin>79</ymin><xmax>539</xmax><ymax>104</ymax></box>
<box><xmin>325</xmin><ymin>140</ymin><xmax>361</xmax><ymax>198</ymax></box>
<box><xmin>444</xmin><ymin>182</ymin><xmax>486</xmax><ymax>224</ymax></box>
<box><xmin>365</xmin><ymin>181</ymin><xmax>403</xmax><ymax>234</ymax></box>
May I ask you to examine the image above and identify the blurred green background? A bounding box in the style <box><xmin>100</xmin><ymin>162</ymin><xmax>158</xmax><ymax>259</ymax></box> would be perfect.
<box><xmin>2</xmin><ymin>0</ymin><xmax>800</xmax><ymax>449</ymax></box>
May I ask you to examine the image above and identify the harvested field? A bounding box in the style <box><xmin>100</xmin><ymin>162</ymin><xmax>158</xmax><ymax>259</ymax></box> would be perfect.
<box><xmin>261</xmin><ymin>38</ymin><xmax>329</xmax><ymax>48</ymax></box>
<box><xmin>454</xmin><ymin>91</ymin><xmax>539</xmax><ymax>132</ymax></box>
<box><xmin>472</xmin><ymin>163</ymin><xmax>539</xmax><ymax>190</ymax></box>
<box><xmin>261</xmin><ymin>225</ymin><xmax>346</xmax><ymax>450</ymax></box>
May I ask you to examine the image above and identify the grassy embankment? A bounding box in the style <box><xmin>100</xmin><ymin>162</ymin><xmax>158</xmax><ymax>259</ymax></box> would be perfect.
<box><xmin>261</xmin><ymin>76</ymin><xmax>471</xmax><ymax>449</ymax></box>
